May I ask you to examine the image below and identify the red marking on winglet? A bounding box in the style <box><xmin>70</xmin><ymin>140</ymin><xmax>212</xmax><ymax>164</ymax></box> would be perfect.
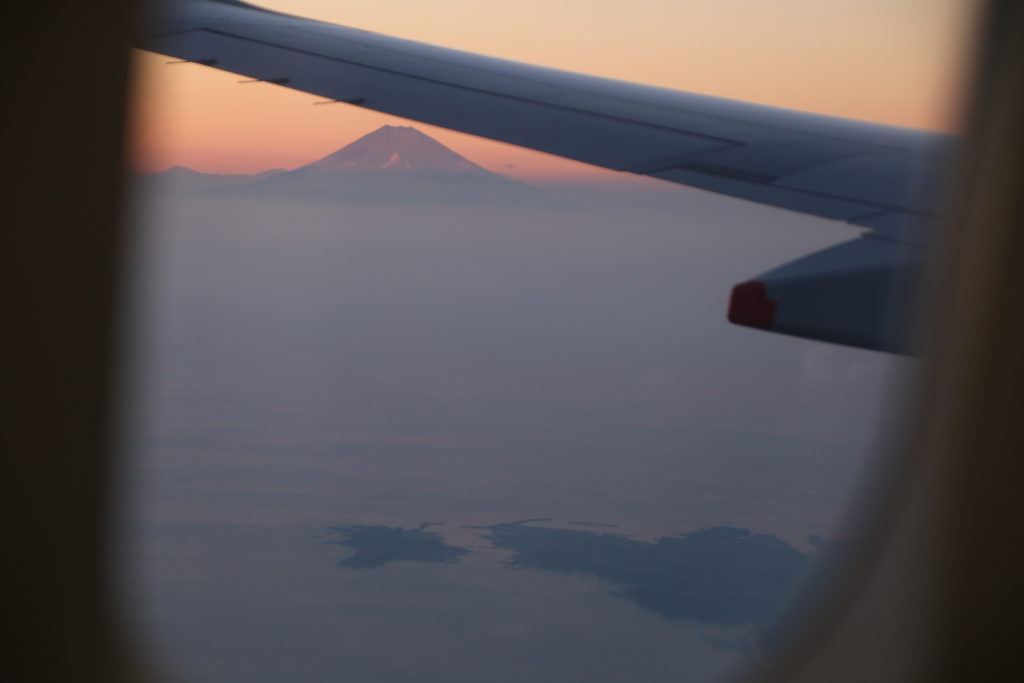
<box><xmin>728</xmin><ymin>281</ymin><xmax>777</xmax><ymax>329</ymax></box>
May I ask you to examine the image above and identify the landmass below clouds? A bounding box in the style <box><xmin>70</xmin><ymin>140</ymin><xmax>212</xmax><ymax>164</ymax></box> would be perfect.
<box><xmin>329</xmin><ymin>520</ymin><xmax>809</xmax><ymax>626</ymax></box>
<box><xmin>329</xmin><ymin>522</ymin><xmax>468</xmax><ymax>568</ymax></box>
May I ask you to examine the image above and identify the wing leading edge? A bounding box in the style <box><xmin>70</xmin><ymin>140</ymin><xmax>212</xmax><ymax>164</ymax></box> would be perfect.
<box><xmin>140</xmin><ymin>0</ymin><xmax>951</xmax><ymax>352</ymax></box>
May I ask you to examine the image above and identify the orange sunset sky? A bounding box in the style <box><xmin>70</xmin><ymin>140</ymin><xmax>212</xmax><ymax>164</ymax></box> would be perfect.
<box><xmin>129</xmin><ymin>0</ymin><xmax>979</xmax><ymax>184</ymax></box>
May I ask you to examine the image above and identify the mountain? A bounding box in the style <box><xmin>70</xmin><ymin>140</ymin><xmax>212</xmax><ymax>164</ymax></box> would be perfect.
<box><xmin>302</xmin><ymin>125</ymin><xmax>489</xmax><ymax>174</ymax></box>
<box><xmin>207</xmin><ymin>125</ymin><xmax>551</xmax><ymax>206</ymax></box>
<box><xmin>136</xmin><ymin>166</ymin><xmax>286</xmax><ymax>194</ymax></box>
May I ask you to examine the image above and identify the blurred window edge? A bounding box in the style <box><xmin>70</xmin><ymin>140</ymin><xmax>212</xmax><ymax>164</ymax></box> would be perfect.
<box><xmin>735</xmin><ymin>2</ymin><xmax>1024</xmax><ymax>681</ymax></box>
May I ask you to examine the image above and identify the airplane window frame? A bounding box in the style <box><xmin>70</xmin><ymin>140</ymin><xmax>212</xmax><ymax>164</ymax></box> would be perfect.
<box><xmin>7</xmin><ymin>1</ymin><xmax>1022</xmax><ymax>682</ymax></box>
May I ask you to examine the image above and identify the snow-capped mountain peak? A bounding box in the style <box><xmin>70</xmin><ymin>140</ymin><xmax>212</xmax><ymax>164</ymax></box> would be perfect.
<box><xmin>303</xmin><ymin>125</ymin><xmax>489</xmax><ymax>174</ymax></box>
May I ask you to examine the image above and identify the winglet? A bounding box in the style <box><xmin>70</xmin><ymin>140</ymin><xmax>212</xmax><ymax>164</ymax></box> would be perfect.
<box><xmin>728</xmin><ymin>281</ymin><xmax>777</xmax><ymax>329</ymax></box>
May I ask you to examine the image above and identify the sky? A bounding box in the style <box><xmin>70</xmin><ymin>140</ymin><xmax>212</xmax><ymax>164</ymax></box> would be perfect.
<box><xmin>129</xmin><ymin>0</ymin><xmax>977</xmax><ymax>181</ymax></box>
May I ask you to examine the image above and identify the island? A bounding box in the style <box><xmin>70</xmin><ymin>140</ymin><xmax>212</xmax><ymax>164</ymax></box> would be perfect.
<box><xmin>329</xmin><ymin>523</ymin><xmax>469</xmax><ymax>569</ymax></box>
<box><xmin>327</xmin><ymin>518</ymin><xmax>813</xmax><ymax>626</ymax></box>
<box><xmin>479</xmin><ymin>522</ymin><xmax>808</xmax><ymax>625</ymax></box>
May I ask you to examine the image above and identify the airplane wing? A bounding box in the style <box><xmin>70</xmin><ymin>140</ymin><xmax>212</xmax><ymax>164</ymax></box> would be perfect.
<box><xmin>140</xmin><ymin>0</ymin><xmax>952</xmax><ymax>353</ymax></box>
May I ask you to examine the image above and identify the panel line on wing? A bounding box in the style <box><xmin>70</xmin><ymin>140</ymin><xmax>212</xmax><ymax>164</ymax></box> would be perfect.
<box><xmin>192</xmin><ymin>28</ymin><xmax>746</xmax><ymax>148</ymax></box>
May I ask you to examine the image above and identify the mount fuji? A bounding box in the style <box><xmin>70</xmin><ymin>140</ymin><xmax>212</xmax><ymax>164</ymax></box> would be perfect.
<box><xmin>203</xmin><ymin>125</ymin><xmax>547</xmax><ymax>205</ymax></box>
<box><xmin>301</xmin><ymin>125</ymin><xmax>490</xmax><ymax>174</ymax></box>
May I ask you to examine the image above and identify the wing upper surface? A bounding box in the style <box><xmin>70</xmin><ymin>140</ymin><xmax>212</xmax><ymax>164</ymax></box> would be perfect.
<box><xmin>142</xmin><ymin>0</ymin><xmax>951</xmax><ymax>243</ymax></box>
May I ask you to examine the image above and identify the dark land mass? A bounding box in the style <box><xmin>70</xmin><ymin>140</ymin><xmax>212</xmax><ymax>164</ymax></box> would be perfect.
<box><xmin>328</xmin><ymin>520</ymin><xmax>808</xmax><ymax>625</ymax></box>
<box><xmin>135</xmin><ymin>166</ymin><xmax>286</xmax><ymax>194</ymax></box>
<box><xmin>481</xmin><ymin>524</ymin><xmax>808</xmax><ymax>625</ymax></box>
<box><xmin>462</xmin><ymin>517</ymin><xmax>553</xmax><ymax>529</ymax></box>
<box><xmin>329</xmin><ymin>524</ymin><xmax>469</xmax><ymax>569</ymax></box>
<box><xmin>221</xmin><ymin>167</ymin><xmax>552</xmax><ymax>207</ymax></box>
